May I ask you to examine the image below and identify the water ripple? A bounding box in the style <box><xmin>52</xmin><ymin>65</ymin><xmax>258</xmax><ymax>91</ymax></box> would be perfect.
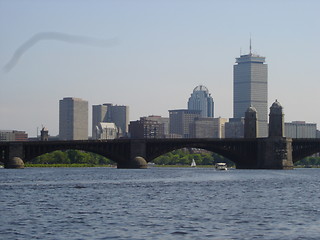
<box><xmin>1</xmin><ymin>168</ymin><xmax>320</xmax><ymax>239</ymax></box>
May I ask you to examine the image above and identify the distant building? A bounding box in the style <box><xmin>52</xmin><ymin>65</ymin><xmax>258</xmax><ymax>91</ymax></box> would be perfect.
<box><xmin>169</xmin><ymin>109</ymin><xmax>201</xmax><ymax>138</ymax></box>
<box><xmin>92</xmin><ymin>104</ymin><xmax>109</xmax><ymax>139</ymax></box>
<box><xmin>189</xmin><ymin>118</ymin><xmax>215</xmax><ymax>138</ymax></box>
<box><xmin>213</xmin><ymin>117</ymin><xmax>228</xmax><ymax>138</ymax></box>
<box><xmin>142</xmin><ymin>115</ymin><xmax>169</xmax><ymax>137</ymax></box>
<box><xmin>110</xmin><ymin>105</ymin><xmax>129</xmax><ymax>137</ymax></box>
<box><xmin>188</xmin><ymin>85</ymin><xmax>214</xmax><ymax>117</ymax></box>
<box><xmin>129</xmin><ymin>117</ymin><xmax>161</xmax><ymax>139</ymax></box>
<box><xmin>233</xmin><ymin>45</ymin><xmax>268</xmax><ymax>137</ymax></box>
<box><xmin>225</xmin><ymin>118</ymin><xmax>245</xmax><ymax>138</ymax></box>
<box><xmin>96</xmin><ymin>122</ymin><xmax>120</xmax><ymax>140</ymax></box>
<box><xmin>59</xmin><ymin>97</ymin><xmax>88</xmax><ymax>140</ymax></box>
<box><xmin>285</xmin><ymin>121</ymin><xmax>317</xmax><ymax>138</ymax></box>
<box><xmin>92</xmin><ymin>103</ymin><xmax>129</xmax><ymax>139</ymax></box>
<box><xmin>189</xmin><ymin>117</ymin><xmax>228</xmax><ymax>138</ymax></box>
<box><xmin>0</xmin><ymin>130</ymin><xmax>28</xmax><ymax>141</ymax></box>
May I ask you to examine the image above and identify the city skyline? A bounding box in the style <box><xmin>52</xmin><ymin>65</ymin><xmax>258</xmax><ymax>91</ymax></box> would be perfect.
<box><xmin>1</xmin><ymin>1</ymin><xmax>320</xmax><ymax>137</ymax></box>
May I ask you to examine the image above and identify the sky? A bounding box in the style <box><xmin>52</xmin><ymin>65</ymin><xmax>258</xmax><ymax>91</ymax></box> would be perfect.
<box><xmin>1</xmin><ymin>0</ymin><xmax>320</xmax><ymax>137</ymax></box>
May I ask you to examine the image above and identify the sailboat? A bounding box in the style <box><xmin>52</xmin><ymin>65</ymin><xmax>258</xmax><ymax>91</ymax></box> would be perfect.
<box><xmin>191</xmin><ymin>159</ymin><xmax>196</xmax><ymax>167</ymax></box>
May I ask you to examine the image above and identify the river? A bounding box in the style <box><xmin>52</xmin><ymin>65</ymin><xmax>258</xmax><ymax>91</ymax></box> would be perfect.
<box><xmin>1</xmin><ymin>167</ymin><xmax>320</xmax><ymax>240</ymax></box>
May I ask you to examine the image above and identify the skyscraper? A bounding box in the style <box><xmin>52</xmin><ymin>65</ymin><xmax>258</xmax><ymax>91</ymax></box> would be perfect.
<box><xmin>59</xmin><ymin>97</ymin><xmax>88</xmax><ymax>140</ymax></box>
<box><xmin>233</xmin><ymin>44</ymin><xmax>268</xmax><ymax>137</ymax></box>
<box><xmin>188</xmin><ymin>85</ymin><xmax>214</xmax><ymax>117</ymax></box>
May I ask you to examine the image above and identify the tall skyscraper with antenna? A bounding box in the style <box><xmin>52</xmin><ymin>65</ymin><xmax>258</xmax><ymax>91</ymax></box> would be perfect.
<box><xmin>233</xmin><ymin>40</ymin><xmax>268</xmax><ymax>137</ymax></box>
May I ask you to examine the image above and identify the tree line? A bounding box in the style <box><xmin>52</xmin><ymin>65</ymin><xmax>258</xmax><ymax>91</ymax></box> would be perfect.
<box><xmin>31</xmin><ymin>150</ymin><xmax>112</xmax><ymax>165</ymax></box>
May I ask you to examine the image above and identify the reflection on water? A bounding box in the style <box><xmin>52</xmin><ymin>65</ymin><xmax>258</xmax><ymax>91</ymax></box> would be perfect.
<box><xmin>1</xmin><ymin>167</ymin><xmax>320</xmax><ymax>240</ymax></box>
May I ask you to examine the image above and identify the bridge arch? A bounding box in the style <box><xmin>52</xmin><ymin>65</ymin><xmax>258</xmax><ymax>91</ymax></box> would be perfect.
<box><xmin>150</xmin><ymin>147</ymin><xmax>234</xmax><ymax>166</ymax></box>
<box><xmin>292</xmin><ymin>139</ymin><xmax>320</xmax><ymax>163</ymax></box>
<box><xmin>22</xmin><ymin>140</ymin><xmax>131</xmax><ymax>165</ymax></box>
<box><xmin>144</xmin><ymin>139</ymin><xmax>258</xmax><ymax>169</ymax></box>
<box><xmin>29</xmin><ymin>149</ymin><xmax>115</xmax><ymax>165</ymax></box>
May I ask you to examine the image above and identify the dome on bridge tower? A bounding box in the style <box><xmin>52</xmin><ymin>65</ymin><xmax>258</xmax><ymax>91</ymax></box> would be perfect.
<box><xmin>271</xmin><ymin>100</ymin><xmax>282</xmax><ymax>109</ymax></box>
<box><xmin>246</xmin><ymin>105</ymin><xmax>257</xmax><ymax>113</ymax></box>
<box><xmin>270</xmin><ymin>100</ymin><xmax>283</xmax><ymax>115</ymax></box>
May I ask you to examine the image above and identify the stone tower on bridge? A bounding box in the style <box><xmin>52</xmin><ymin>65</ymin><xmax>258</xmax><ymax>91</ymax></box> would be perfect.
<box><xmin>269</xmin><ymin>100</ymin><xmax>284</xmax><ymax>138</ymax></box>
<box><xmin>244</xmin><ymin>105</ymin><xmax>258</xmax><ymax>138</ymax></box>
<box><xmin>256</xmin><ymin>100</ymin><xmax>293</xmax><ymax>169</ymax></box>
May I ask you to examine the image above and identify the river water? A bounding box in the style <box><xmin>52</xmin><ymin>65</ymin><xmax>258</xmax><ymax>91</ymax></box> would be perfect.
<box><xmin>1</xmin><ymin>167</ymin><xmax>320</xmax><ymax>240</ymax></box>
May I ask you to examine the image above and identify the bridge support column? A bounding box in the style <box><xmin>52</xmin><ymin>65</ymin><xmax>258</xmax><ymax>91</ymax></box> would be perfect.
<box><xmin>117</xmin><ymin>140</ymin><xmax>148</xmax><ymax>169</ymax></box>
<box><xmin>258</xmin><ymin>137</ymin><xmax>293</xmax><ymax>169</ymax></box>
<box><xmin>4</xmin><ymin>143</ymin><xmax>25</xmax><ymax>169</ymax></box>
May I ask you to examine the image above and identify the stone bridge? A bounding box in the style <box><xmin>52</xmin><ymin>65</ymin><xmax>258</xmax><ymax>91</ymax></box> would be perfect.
<box><xmin>1</xmin><ymin>137</ymin><xmax>320</xmax><ymax>169</ymax></box>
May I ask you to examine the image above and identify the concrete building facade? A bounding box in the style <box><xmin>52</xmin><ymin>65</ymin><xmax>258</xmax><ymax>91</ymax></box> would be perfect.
<box><xmin>169</xmin><ymin>109</ymin><xmax>201</xmax><ymax>138</ymax></box>
<box><xmin>225</xmin><ymin>118</ymin><xmax>245</xmax><ymax>138</ymax></box>
<box><xmin>188</xmin><ymin>85</ymin><xmax>214</xmax><ymax>117</ymax></box>
<box><xmin>0</xmin><ymin>130</ymin><xmax>28</xmax><ymax>141</ymax></box>
<box><xmin>143</xmin><ymin>115</ymin><xmax>169</xmax><ymax>137</ymax></box>
<box><xmin>110</xmin><ymin>105</ymin><xmax>129</xmax><ymax>137</ymax></box>
<box><xmin>129</xmin><ymin>118</ymin><xmax>161</xmax><ymax>139</ymax></box>
<box><xmin>189</xmin><ymin>118</ymin><xmax>215</xmax><ymax>138</ymax></box>
<box><xmin>285</xmin><ymin>121</ymin><xmax>317</xmax><ymax>138</ymax></box>
<box><xmin>213</xmin><ymin>117</ymin><xmax>228</xmax><ymax>138</ymax></box>
<box><xmin>59</xmin><ymin>97</ymin><xmax>88</xmax><ymax>140</ymax></box>
<box><xmin>233</xmin><ymin>48</ymin><xmax>268</xmax><ymax>137</ymax></box>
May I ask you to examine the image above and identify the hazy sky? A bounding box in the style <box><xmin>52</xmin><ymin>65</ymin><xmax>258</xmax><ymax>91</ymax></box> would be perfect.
<box><xmin>1</xmin><ymin>0</ymin><xmax>320</xmax><ymax>137</ymax></box>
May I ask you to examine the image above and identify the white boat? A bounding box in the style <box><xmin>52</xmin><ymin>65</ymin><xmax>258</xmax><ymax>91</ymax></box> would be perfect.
<box><xmin>215</xmin><ymin>162</ymin><xmax>227</xmax><ymax>170</ymax></box>
<box><xmin>191</xmin><ymin>159</ymin><xmax>196</xmax><ymax>167</ymax></box>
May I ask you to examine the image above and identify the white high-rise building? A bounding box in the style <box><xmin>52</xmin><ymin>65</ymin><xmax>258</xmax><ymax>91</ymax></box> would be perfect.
<box><xmin>188</xmin><ymin>85</ymin><xmax>214</xmax><ymax>118</ymax></box>
<box><xmin>233</xmin><ymin>44</ymin><xmax>268</xmax><ymax>137</ymax></box>
<box><xmin>59</xmin><ymin>97</ymin><xmax>88</xmax><ymax>140</ymax></box>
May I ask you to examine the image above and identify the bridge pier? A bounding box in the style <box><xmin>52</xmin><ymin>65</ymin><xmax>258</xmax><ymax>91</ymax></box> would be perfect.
<box><xmin>257</xmin><ymin>137</ymin><xmax>293</xmax><ymax>170</ymax></box>
<box><xmin>4</xmin><ymin>143</ymin><xmax>25</xmax><ymax>169</ymax></box>
<box><xmin>117</xmin><ymin>156</ymin><xmax>148</xmax><ymax>169</ymax></box>
<box><xmin>117</xmin><ymin>140</ymin><xmax>148</xmax><ymax>169</ymax></box>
